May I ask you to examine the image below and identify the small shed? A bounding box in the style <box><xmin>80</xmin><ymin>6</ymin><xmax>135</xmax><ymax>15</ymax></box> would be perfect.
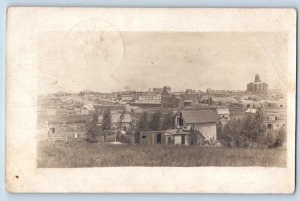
<box><xmin>139</xmin><ymin>131</ymin><xmax>165</xmax><ymax>145</ymax></box>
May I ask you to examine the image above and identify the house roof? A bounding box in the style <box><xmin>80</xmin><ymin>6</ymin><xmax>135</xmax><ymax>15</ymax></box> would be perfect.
<box><xmin>245</xmin><ymin>108</ymin><xmax>257</xmax><ymax>114</ymax></box>
<box><xmin>248</xmin><ymin>81</ymin><xmax>267</xmax><ymax>85</ymax></box>
<box><xmin>94</xmin><ymin>105</ymin><xmax>125</xmax><ymax>111</ymax></box>
<box><xmin>181</xmin><ymin>110</ymin><xmax>218</xmax><ymax>124</ymax></box>
<box><xmin>216</xmin><ymin>107</ymin><xmax>230</xmax><ymax>115</ymax></box>
<box><xmin>122</xmin><ymin>114</ymin><xmax>132</xmax><ymax>123</ymax></box>
<box><xmin>212</xmin><ymin>97</ymin><xmax>238</xmax><ymax>103</ymax></box>
<box><xmin>165</xmin><ymin>129</ymin><xmax>189</xmax><ymax>135</ymax></box>
<box><xmin>229</xmin><ymin>109</ymin><xmax>245</xmax><ymax>116</ymax></box>
<box><xmin>83</xmin><ymin>104</ymin><xmax>94</xmax><ymax>110</ymax></box>
<box><xmin>184</xmin><ymin>100</ymin><xmax>194</xmax><ymax>103</ymax></box>
<box><xmin>173</xmin><ymin>95</ymin><xmax>183</xmax><ymax>100</ymax></box>
<box><xmin>111</xmin><ymin>114</ymin><xmax>121</xmax><ymax>123</ymax></box>
<box><xmin>46</xmin><ymin>114</ymin><xmax>92</xmax><ymax>124</ymax></box>
<box><xmin>111</xmin><ymin>113</ymin><xmax>132</xmax><ymax>124</ymax></box>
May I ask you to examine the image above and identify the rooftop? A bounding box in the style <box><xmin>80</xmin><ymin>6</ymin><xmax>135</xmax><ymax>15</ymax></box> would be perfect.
<box><xmin>181</xmin><ymin>110</ymin><xmax>218</xmax><ymax>124</ymax></box>
<box><xmin>165</xmin><ymin>129</ymin><xmax>190</xmax><ymax>135</ymax></box>
<box><xmin>216</xmin><ymin>107</ymin><xmax>230</xmax><ymax>115</ymax></box>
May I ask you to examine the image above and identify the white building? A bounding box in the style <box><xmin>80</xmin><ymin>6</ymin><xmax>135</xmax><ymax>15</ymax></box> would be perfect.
<box><xmin>138</xmin><ymin>93</ymin><xmax>161</xmax><ymax>102</ymax></box>
<box><xmin>121</xmin><ymin>95</ymin><xmax>133</xmax><ymax>102</ymax></box>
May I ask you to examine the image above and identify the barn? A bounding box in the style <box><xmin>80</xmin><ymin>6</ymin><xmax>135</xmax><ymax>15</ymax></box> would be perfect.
<box><xmin>175</xmin><ymin>110</ymin><xmax>218</xmax><ymax>142</ymax></box>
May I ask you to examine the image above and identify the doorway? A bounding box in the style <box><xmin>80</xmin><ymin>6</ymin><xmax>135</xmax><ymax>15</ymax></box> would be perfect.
<box><xmin>156</xmin><ymin>133</ymin><xmax>161</xmax><ymax>144</ymax></box>
<box><xmin>181</xmin><ymin>135</ymin><xmax>185</xmax><ymax>145</ymax></box>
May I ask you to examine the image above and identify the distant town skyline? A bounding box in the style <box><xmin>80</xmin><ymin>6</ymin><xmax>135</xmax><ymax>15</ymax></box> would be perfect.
<box><xmin>38</xmin><ymin>32</ymin><xmax>288</xmax><ymax>93</ymax></box>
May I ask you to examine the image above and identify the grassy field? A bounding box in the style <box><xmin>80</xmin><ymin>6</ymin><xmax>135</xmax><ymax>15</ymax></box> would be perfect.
<box><xmin>37</xmin><ymin>140</ymin><xmax>286</xmax><ymax>168</ymax></box>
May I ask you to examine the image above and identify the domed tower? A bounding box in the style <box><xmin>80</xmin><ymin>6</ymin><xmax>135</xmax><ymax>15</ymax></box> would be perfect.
<box><xmin>247</xmin><ymin>74</ymin><xmax>268</xmax><ymax>95</ymax></box>
<box><xmin>255</xmin><ymin>74</ymin><xmax>261</xmax><ymax>82</ymax></box>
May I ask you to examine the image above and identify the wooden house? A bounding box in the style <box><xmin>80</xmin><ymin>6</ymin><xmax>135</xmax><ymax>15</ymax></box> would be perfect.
<box><xmin>139</xmin><ymin>131</ymin><xmax>166</xmax><ymax>145</ymax></box>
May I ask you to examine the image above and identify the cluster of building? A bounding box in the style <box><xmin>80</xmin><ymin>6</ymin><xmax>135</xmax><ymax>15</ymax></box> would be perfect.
<box><xmin>37</xmin><ymin>74</ymin><xmax>286</xmax><ymax>145</ymax></box>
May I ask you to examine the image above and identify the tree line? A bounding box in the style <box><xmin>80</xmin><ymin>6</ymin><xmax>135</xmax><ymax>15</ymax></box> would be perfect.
<box><xmin>86</xmin><ymin>109</ymin><xmax>176</xmax><ymax>143</ymax></box>
<box><xmin>217</xmin><ymin>109</ymin><xmax>286</xmax><ymax>148</ymax></box>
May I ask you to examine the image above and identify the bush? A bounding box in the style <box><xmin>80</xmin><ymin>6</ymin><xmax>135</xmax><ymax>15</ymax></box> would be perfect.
<box><xmin>188</xmin><ymin>126</ymin><xmax>201</xmax><ymax>145</ymax></box>
<box><xmin>220</xmin><ymin>109</ymin><xmax>269</xmax><ymax>148</ymax></box>
<box><xmin>266</xmin><ymin>126</ymin><xmax>286</xmax><ymax>149</ymax></box>
<box><xmin>116</xmin><ymin>133</ymin><xmax>133</xmax><ymax>144</ymax></box>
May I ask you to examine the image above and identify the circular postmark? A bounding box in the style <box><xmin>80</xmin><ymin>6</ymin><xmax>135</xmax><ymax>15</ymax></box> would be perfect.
<box><xmin>61</xmin><ymin>19</ymin><xmax>124</xmax><ymax>75</ymax></box>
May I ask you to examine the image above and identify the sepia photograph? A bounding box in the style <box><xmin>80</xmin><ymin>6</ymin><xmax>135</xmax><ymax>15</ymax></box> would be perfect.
<box><xmin>5</xmin><ymin>8</ymin><xmax>296</xmax><ymax>193</ymax></box>
<box><xmin>37</xmin><ymin>31</ymin><xmax>288</xmax><ymax>168</ymax></box>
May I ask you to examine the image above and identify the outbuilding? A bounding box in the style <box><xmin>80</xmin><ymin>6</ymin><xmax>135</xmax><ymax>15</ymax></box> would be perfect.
<box><xmin>139</xmin><ymin>131</ymin><xmax>165</xmax><ymax>145</ymax></box>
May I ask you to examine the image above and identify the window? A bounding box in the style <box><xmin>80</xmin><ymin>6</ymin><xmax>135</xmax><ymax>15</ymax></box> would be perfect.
<box><xmin>275</xmin><ymin>117</ymin><xmax>278</xmax><ymax>121</ymax></box>
<box><xmin>51</xmin><ymin>127</ymin><xmax>55</xmax><ymax>133</ymax></box>
<box><xmin>141</xmin><ymin>135</ymin><xmax>146</xmax><ymax>140</ymax></box>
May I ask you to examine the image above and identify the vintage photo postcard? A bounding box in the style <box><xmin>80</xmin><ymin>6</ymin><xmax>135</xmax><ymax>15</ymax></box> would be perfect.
<box><xmin>6</xmin><ymin>7</ymin><xmax>296</xmax><ymax>193</ymax></box>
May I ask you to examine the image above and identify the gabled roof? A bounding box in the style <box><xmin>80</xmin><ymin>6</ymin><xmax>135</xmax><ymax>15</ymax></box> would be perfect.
<box><xmin>181</xmin><ymin>110</ymin><xmax>218</xmax><ymax>124</ymax></box>
<box><xmin>122</xmin><ymin>114</ymin><xmax>132</xmax><ymax>123</ymax></box>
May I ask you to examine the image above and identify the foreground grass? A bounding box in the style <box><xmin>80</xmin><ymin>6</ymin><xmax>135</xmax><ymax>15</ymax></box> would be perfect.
<box><xmin>37</xmin><ymin>140</ymin><xmax>286</xmax><ymax>167</ymax></box>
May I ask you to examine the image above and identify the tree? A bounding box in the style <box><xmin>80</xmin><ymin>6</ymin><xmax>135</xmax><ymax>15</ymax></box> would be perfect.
<box><xmin>162</xmin><ymin>111</ymin><xmax>175</xmax><ymax>130</ymax></box>
<box><xmin>137</xmin><ymin>112</ymin><xmax>148</xmax><ymax>131</ymax></box>
<box><xmin>149</xmin><ymin>111</ymin><xmax>161</xmax><ymax>131</ymax></box>
<box><xmin>101</xmin><ymin>109</ymin><xmax>112</xmax><ymax>142</ymax></box>
<box><xmin>117</xmin><ymin>110</ymin><xmax>126</xmax><ymax>129</ymax></box>
<box><xmin>222</xmin><ymin>119</ymin><xmax>243</xmax><ymax>147</ymax></box>
<box><xmin>232</xmin><ymin>119</ymin><xmax>244</xmax><ymax>147</ymax></box>
<box><xmin>274</xmin><ymin>125</ymin><xmax>286</xmax><ymax>147</ymax></box>
<box><xmin>188</xmin><ymin>125</ymin><xmax>200</xmax><ymax>145</ymax></box>
<box><xmin>134</xmin><ymin>112</ymin><xmax>148</xmax><ymax>143</ymax></box>
<box><xmin>266</xmin><ymin>125</ymin><xmax>286</xmax><ymax>149</ymax></box>
<box><xmin>86</xmin><ymin>111</ymin><xmax>100</xmax><ymax>142</ymax></box>
<box><xmin>264</xmin><ymin>129</ymin><xmax>276</xmax><ymax>148</ymax></box>
<box><xmin>125</xmin><ymin>125</ymin><xmax>135</xmax><ymax>144</ymax></box>
<box><xmin>241</xmin><ymin>109</ymin><xmax>266</xmax><ymax>147</ymax></box>
<box><xmin>102</xmin><ymin>109</ymin><xmax>112</xmax><ymax>131</ymax></box>
<box><xmin>216</xmin><ymin>121</ymin><xmax>223</xmax><ymax>141</ymax></box>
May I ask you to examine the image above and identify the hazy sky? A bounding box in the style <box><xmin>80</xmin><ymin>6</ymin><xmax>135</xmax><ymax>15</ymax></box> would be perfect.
<box><xmin>38</xmin><ymin>32</ymin><xmax>288</xmax><ymax>93</ymax></box>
